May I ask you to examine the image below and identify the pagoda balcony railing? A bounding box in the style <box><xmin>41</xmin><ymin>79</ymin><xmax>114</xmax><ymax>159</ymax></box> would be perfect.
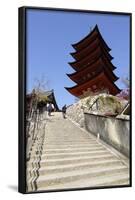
<box><xmin>80</xmin><ymin>88</ymin><xmax>109</xmax><ymax>99</ymax></box>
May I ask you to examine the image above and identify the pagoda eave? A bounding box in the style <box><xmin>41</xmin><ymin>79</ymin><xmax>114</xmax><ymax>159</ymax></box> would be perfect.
<box><xmin>71</xmin><ymin>25</ymin><xmax>98</xmax><ymax>49</ymax></box>
<box><xmin>65</xmin><ymin>72</ymin><xmax>121</xmax><ymax>97</ymax></box>
<box><xmin>66</xmin><ymin>69</ymin><xmax>119</xmax><ymax>84</ymax></box>
<box><xmin>70</xmin><ymin>50</ymin><xmax>112</xmax><ymax>62</ymax></box>
<box><xmin>68</xmin><ymin>52</ymin><xmax>115</xmax><ymax>73</ymax></box>
<box><xmin>71</xmin><ymin>37</ymin><xmax>112</xmax><ymax>61</ymax></box>
<box><xmin>67</xmin><ymin>56</ymin><xmax>118</xmax><ymax>83</ymax></box>
<box><xmin>66</xmin><ymin>72</ymin><xmax>118</xmax><ymax>86</ymax></box>
<box><xmin>69</xmin><ymin>46</ymin><xmax>114</xmax><ymax>70</ymax></box>
<box><xmin>72</xmin><ymin>25</ymin><xmax>111</xmax><ymax>52</ymax></box>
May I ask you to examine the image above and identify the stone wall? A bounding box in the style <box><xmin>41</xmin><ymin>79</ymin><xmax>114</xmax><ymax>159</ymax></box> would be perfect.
<box><xmin>66</xmin><ymin>94</ymin><xmax>127</xmax><ymax>127</ymax></box>
<box><xmin>66</xmin><ymin>94</ymin><xmax>129</xmax><ymax>157</ymax></box>
<box><xmin>66</xmin><ymin>95</ymin><xmax>103</xmax><ymax>127</ymax></box>
<box><xmin>66</xmin><ymin>102</ymin><xmax>85</xmax><ymax>127</ymax></box>
<box><xmin>84</xmin><ymin>113</ymin><xmax>130</xmax><ymax>157</ymax></box>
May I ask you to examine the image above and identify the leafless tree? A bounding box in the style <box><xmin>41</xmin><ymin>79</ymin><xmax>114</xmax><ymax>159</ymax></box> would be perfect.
<box><xmin>29</xmin><ymin>75</ymin><xmax>50</xmax><ymax>118</ymax></box>
<box><xmin>33</xmin><ymin>75</ymin><xmax>50</xmax><ymax>93</ymax></box>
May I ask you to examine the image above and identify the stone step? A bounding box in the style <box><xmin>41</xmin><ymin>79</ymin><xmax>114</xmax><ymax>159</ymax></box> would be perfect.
<box><xmin>27</xmin><ymin>112</ymin><xmax>130</xmax><ymax>192</ymax></box>
<box><xmin>29</xmin><ymin>147</ymin><xmax>105</xmax><ymax>158</ymax></box>
<box><xmin>27</xmin><ymin>158</ymin><xmax>126</xmax><ymax>184</ymax></box>
<box><xmin>42</xmin><ymin>143</ymin><xmax>102</xmax><ymax>149</ymax></box>
<box><xmin>41</xmin><ymin>146</ymin><xmax>105</xmax><ymax>154</ymax></box>
<box><xmin>30</xmin><ymin>143</ymin><xmax>101</xmax><ymax>152</ymax></box>
<box><xmin>37</xmin><ymin>165</ymin><xmax>128</xmax><ymax>189</ymax></box>
<box><xmin>40</xmin><ymin>150</ymin><xmax>110</xmax><ymax>160</ymax></box>
<box><xmin>37</xmin><ymin>154</ymin><xmax>116</xmax><ymax>167</ymax></box>
<box><xmin>27</xmin><ymin>153</ymin><xmax>114</xmax><ymax>169</ymax></box>
<box><xmin>44</xmin><ymin>137</ymin><xmax>94</xmax><ymax>140</ymax></box>
<box><xmin>30</xmin><ymin>148</ymin><xmax>106</xmax><ymax>159</ymax></box>
<box><xmin>44</xmin><ymin>141</ymin><xmax>97</xmax><ymax>145</ymax></box>
<box><xmin>43</xmin><ymin>138</ymin><xmax>95</xmax><ymax>142</ymax></box>
<box><xmin>44</xmin><ymin>140</ymin><xmax>98</xmax><ymax>145</ymax></box>
<box><xmin>38</xmin><ymin>159</ymin><xmax>124</xmax><ymax>175</ymax></box>
<box><xmin>37</xmin><ymin>173</ymin><xmax>129</xmax><ymax>191</ymax></box>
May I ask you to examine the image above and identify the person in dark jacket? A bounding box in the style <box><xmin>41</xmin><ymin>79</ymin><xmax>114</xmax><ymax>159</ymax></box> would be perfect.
<box><xmin>62</xmin><ymin>104</ymin><xmax>67</xmax><ymax>119</ymax></box>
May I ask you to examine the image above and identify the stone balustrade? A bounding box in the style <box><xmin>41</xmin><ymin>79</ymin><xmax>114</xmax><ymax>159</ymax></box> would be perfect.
<box><xmin>84</xmin><ymin>112</ymin><xmax>130</xmax><ymax>157</ymax></box>
<box><xmin>26</xmin><ymin>111</ymin><xmax>47</xmax><ymax>191</ymax></box>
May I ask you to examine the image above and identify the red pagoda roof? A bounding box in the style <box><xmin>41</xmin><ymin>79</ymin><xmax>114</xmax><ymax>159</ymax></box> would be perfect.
<box><xmin>72</xmin><ymin>25</ymin><xmax>111</xmax><ymax>52</ymax></box>
<box><xmin>71</xmin><ymin>36</ymin><xmax>110</xmax><ymax>61</ymax></box>
<box><xmin>67</xmin><ymin>57</ymin><xmax>118</xmax><ymax>84</ymax></box>
<box><xmin>69</xmin><ymin>45</ymin><xmax>113</xmax><ymax>71</ymax></box>
<box><xmin>65</xmin><ymin>71</ymin><xmax>120</xmax><ymax>97</ymax></box>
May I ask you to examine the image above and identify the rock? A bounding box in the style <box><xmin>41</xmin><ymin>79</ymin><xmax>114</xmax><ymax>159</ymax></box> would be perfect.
<box><xmin>67</xmin><ymin>93</ymin><xmax>128</xmax><ymax>126</ymax></box>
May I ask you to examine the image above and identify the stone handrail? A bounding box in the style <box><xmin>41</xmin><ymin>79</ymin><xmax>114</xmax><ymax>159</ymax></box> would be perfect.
<box><xmin>26</xmin><ymin>110</ymin><xmax>47</xmax><ymax>191</ymax></box>
<box><xmin>84</xmin><ymin>112</ymin><xmax>130</xmax><ymax>157</ymax></box>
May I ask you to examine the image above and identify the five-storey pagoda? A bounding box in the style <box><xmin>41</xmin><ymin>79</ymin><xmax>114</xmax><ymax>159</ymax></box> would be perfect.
<box><xmin>65</xmin><ymin>25</ymin><xmax>121</xmax><ymax>98</ymax></box>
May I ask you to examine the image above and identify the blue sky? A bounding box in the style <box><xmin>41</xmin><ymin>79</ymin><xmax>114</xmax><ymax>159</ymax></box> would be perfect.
<box><xmin>26</xmin><ymin>9</ymin><xmax>130</xmax><ymax>109</ymax></box>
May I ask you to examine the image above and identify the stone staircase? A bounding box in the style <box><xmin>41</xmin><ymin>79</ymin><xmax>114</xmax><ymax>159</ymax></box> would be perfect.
<box><xmin>27</xmin><ymin>112</ymin><xmax>129</xmax><ymax>192</ymax></box>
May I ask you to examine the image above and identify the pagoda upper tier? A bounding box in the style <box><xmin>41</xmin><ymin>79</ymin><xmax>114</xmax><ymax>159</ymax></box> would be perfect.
<box><xmin>72</xmin><ymin>24</ymin><xmax>111</xmax><ymax>52</ymax></box>
<box><xmin>65</xmin><ymin>25</ymin><xmax>121</xmax><ymax>98</ymax></box>
<box><xmin>68</xmin><ymin>45</ymin><xmax>114</xmax><ymax>71</ymax></box>
<box><xmin>71</xmin><ymin>34</ymin><xmax>111</xmax><ymax>61</ymax></box>
<box><xmin>67</xmin><ymin>57</ymin><xmax>118</xmax><ymax>84</ymax></box>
